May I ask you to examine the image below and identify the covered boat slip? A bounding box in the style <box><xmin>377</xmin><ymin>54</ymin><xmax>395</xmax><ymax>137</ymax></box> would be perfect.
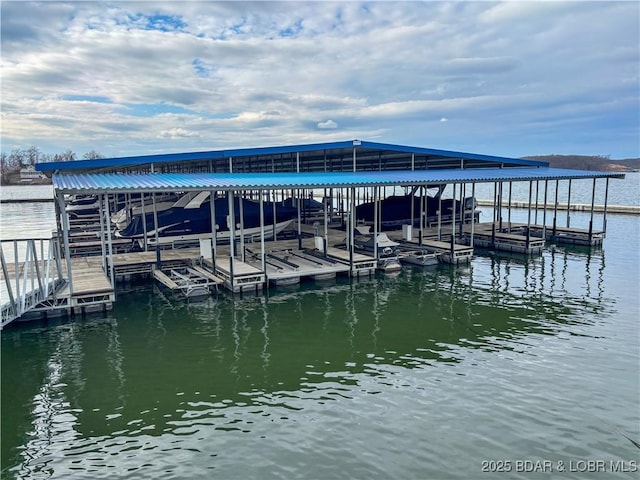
<box><xmin>32</xmin><ymin>140</ymin><xmax>622</xmax><ymax>303</ymax></box>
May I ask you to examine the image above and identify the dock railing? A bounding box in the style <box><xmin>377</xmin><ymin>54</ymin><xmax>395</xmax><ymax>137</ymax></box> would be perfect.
<box><xmin>0</xmin><ymin>237</ymin><xmax>66</xmax><ymax>328</ymax></box>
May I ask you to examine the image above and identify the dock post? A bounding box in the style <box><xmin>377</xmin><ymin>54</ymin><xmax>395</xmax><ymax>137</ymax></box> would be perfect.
<box><xmin>152</xmin><ymin>193</ymin><xmax>161</xmax><ymax>268</ymax></box>
<box><xmin>419</xmin><ymin>185</ymin><xmax>424</xmax><ymax>246</ymax></box>
<box><xmin>542</xmin><ymin>180</ymin><xmax>548</xmax><ymax>241</ymax></box>
<box><xmin>498</xmin><ymin>182</ymin><xmax>503</xmax><ymax>232</ymax></box>
<box><xmin>437</xmin><ymin>192</ymin><xmax>442</xmax><ymax>241</ymax></box>
<box><xmin>589</xmin><ymin>178</ymin><xmax>596</xmax><ymax>242</ymax></box>
<box><xmin>526</xmin><ymin>181</ymin><xmax>533</xmax><ymax>251</ymax></box>
<box><xmin>103</xmin><ymin>194</ymin><xmax>115</xmax><ymax>289</ymax></box>
<box><xmin>99</xmin><ymin>193</ymin><xmax>108</xmax><ymax>275</ymax></box>
<box><xmin>349</xmin><ymin>187</ymin><xmax>355</xmax><ymax>275</ymax></box>
<box><xmin>603</xmin><ymin>178</ymin><xmax>610</xmax><ymax>234</ymax></box>
<box><xmin>228</xmin><ymin>191</ymin><xmax>236</xmax><ymax>291</ymax></box>
<box><xmin>239</xmin><ymin>194</ymin><xmax>245</xmax><ymax>263</ymax></box>
<box><xmin>259</xmin><ymin>191</ymin><xmax>266</xmax><ymax>278</ymax></box>
<box><xmin>323</xmin><ymin>187</ymin><xmax>329</xmax><ymax>257</ymax></box>
<box><xmin>297</xmin><ymin>189</ymin><xmax>302</xmax><ymax>251</ymax></box>
<box><xmin>491</xmin><ymin>182</ymin><xmax>497</xmax><ymax>247</ymax></box>
<box><xmin>470</xmin><ymin>183</ymin><xmax>476</xmax><ymax>248</ymax></box>
<box><xmin>566</xmin><ymin>179</ymin><xmax>572</xmax><ymax>228</ymax></box>
<box><xmin>141</xmin><ymin>192</ymin><xmax>148</xmax><ymax>252</ymax></box>
<box><xmin>553</xmin><ymin>180</ymin><xmax>559</xmax><ymax>238</ymax></box>
<box><xmin>210</xmin><ymin>191</ymin><xmax>217</xmax><ymax>271</ymax></box>
<box><xmin>450</xmin><ymin>183</ymin><xmax>456</xmax><ymax>258</ymax></box>
<box><xmin>56</xmin><ymin>193</ymin><xmax>73</xmax><ymax>295</ymax></box>
<box><xmin>507</xmin><ymin>181</ymin><xmax>512</xmax><ymax>232</ymax></box>
<box><xmin>373</xmin><ymin>185</ymin><xmax>379</xmax><ymax>259</ymax></box>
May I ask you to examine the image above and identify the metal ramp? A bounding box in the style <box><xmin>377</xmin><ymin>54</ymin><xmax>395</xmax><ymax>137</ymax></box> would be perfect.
<box><xmin>1</xmin><ymin>238</ymin><xmax>66</xmax><ymax>328</ymax></box>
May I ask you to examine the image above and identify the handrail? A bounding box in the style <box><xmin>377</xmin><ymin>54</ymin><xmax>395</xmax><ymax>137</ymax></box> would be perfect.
<box><xmin>0</xmin><ymin>237</ymin><xmax>66</xmax><ymax>328</ymax></box>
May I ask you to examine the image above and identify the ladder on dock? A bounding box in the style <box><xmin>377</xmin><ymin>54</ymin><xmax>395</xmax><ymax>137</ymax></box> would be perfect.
<box><xmin>1</xmin><ymin>238</ymin><xmax>66</xmax><ymax>328</ymax></box>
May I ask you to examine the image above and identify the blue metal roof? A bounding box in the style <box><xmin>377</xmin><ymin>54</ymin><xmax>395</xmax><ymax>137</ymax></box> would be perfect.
<box><xmin>36</xmin><ymin>140</ymin><xmax>546</xmax><ymax>173</ymax></box>
<box><xmin>52</xmin><ymin>167</ymin><xmax>623</xmax><ymax>193</ymax></box>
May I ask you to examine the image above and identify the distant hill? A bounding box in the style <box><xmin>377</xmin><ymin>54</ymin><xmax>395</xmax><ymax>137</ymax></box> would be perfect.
<box><xmin>523</xmin><ymin>155</ymin><xmax>640</xmax><ymax>172</ymax></box>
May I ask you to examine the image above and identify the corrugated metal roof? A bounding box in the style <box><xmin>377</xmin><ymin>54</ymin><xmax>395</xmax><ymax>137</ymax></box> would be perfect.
<box><xmin>52</xmin><ymin>167</ymin><xmax>623</xmax><ymax>193</ymax></box>
<box><xmin>36</xmin><ymin>140</ymin><xmax>547</xmax><ymax>173</ymax></box>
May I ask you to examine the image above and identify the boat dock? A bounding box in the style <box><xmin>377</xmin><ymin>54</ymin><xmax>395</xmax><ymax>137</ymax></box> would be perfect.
<box><xmin>2</xmin><ymin>139</ymin><xmax>624</xmax><ymax>328</ymax></box>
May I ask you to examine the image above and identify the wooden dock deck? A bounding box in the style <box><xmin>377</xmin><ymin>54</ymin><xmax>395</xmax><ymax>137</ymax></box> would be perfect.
<box><xmin>205</xmin><ymin>255</ymin><xmax>265</xmax><ymax>293</ymax></box>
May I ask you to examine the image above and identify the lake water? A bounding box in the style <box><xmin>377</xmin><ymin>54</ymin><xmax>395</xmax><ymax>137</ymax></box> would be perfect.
<box><xmin>1</xmin><ymin>175</ymin><xmax>639</xmax><ymax>479</ymax></box>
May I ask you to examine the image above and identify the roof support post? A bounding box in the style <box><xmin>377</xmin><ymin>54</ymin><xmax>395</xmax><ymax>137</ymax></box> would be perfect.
<box><xmin>239</xmin><ymin>193</ymin><xmax>245</xmax><ymax>263</ymax></box>
<box><xmin>229</xmin><ymin>157</ymin><xmax>233</xmax><ymax>173</ymax></box>
<box><xmin>323</xmin><ymin>188</ymin><xmax>329</xmax><ymax>256</ymax></box>
<box><xmin>349</xmin><ymin>187</ymin><xmax>355</xmax><ymax>273</ymax></box>
<box><xmin>259</xmin><ymin>190</ymin><xmax>266</xmax><ymax>277</ymax></box>
<box><xmin>470</xmin><ymin>183</ymin><xmax>476</xmax><ymax>248</ymax></box>
<box><xmin>498</xmin><ymin>182</ymin><xmax>503</xmax><ymax>232</ymax></box>
<box><xmin>209</xmin><ymin>190</ymin><xmax>217</xmax><ymax>271</ymax></box>
<box><xmin>297</xmin><ymin>190</ymin><xmax>302</xmax><ymax>250</ymax></box>
<box><xmin>437</xmin><ymin>190</ymin><xmax>442</xmax><ymax>241</ymax></box>
<box><xmin>152</xmin><ymin>193</ymin><xmax>161</xmax><ymax>268</ymax></box>
<box><xmin>352</xmin><ymin>146</ymin><xmax>356</xmax><ymax>172</ymax></box>
<box><xmin>589</xmin><ymin>178</ymin><xmax>596</xmax><ymax>241</ymax></box>
<box><xmin>458</xmin><ymin>182</ymin><xmax>465</xmax><ymax>239</ymax></box>
<box><xmin>141</xmin><ymin>193</ymin><xmax>148</xmax><ymax>252</ymax></box>
<box><xmin>603</xmin><ymin>178</ymin><xmax>609</xmax><ymax>234</ymax></box>
<box><xmin>228</xmin><ymin>191</ymin><xmax>235</xmax><ymax>291</ymax></box>
<box><xmin>373</xmin><ymin>186</ymin><xmax>379</xmax><ymax>259</ymax></box>
<box><xmin>491</xmin><ymin>182</ymin><xmax>497</xmax><ymax>246</ymax></box>
<box><xmin>526</xmin><ymin>181</ymin><xmax>533</xmax><ymax>251</ymax></box>
<box><xmin>507</xmin><ymin>181</ymin><xmax>513</xmax><ymax>232</ymax></box>
<box><xmin>103</xmin><ymin>193</ymin><xmax>115</xmax><ymax>289</ymax></box>
<box><xmin>542</xmin><ymin>180</ymin><xmax>548</xmax><ymax>241</ymax></box>
<box><xmin>534</xmin><ymin>181</ymin><xmax>540</xmax><ymax>225</ymax></box>
<box><xmin>419</xmin><ymin>185</ymin><xmax>424</xmax><ymax>246</ymax></box>
<box><xmin>566</xmin><ymin>179</ymin><xmax>572</xmax><ymax>228</ymax></box>
<box><xmin>99</xmin><ymin>193</ymin><xmax>108</xmax><ymax>275</ymax></box>
<box><xmin>56</xmin><ymin>192</ymin><xmax>73</xmax><ymax>295</ymax></box>
<box><xmin>296</xmin><ymin>152</ymin><xmax>300</xmax><ymax>173</ymax></box>
<box><xmin>553</xmin><ymin>180</ymin><xmax>559</xmax><ymax>237</ymax></box>
<box><xmin>272</xmin><ymin>191</ymin><xmax>277</xmax><ymax>241</ymax></box>
<box><xmin>450</xmin><ymin>183</ymin><xmax>456</xmax><ymax>259</ymax></box>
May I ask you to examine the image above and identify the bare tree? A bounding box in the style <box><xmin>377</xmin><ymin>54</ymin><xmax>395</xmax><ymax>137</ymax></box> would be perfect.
<box><xmin>83</xmin><ymin>150</ymin><xmax>104</xmax><ymax>159</ymax></box>
<box><xmin>25</xmin><ymin>146</ymin><xmax>40</xmax><ymax>165</ymax></box>
<box><xmin>53</xmin><ymin>150</ymin><xmax>76</xmax><ymax>161</ymax></box>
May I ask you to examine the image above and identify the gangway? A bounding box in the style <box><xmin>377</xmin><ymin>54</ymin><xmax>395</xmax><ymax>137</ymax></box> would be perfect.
<box><xmin>1</xmin><ymin>238</ymin><xmax>66</xmax><ymax>328</ymax></box>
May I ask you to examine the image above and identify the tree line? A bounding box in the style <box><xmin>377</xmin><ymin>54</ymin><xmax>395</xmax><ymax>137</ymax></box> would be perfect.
<box><xmin>0</xmin><ymin>146</ymin><xmax>104</xmax><ymax>184</ymax></box>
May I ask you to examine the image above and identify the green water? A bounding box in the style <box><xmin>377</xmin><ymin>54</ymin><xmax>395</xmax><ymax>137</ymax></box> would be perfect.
<box><xmin>2</xmin><ymin>211</ymin><xmax>639</xmax><ymax>479</ymax></box>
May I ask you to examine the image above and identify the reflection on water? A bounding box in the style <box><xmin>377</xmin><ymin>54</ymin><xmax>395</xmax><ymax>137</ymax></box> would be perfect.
<box><xmin>3</xmin><ymin>240</ymin><xmax>630</xmax><ymax>480</ymax></box>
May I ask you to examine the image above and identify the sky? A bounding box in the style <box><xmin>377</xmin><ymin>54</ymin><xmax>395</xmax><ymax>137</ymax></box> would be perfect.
<box><xmin>1</xmin><ymin>1</ymin><xmax>639</xmax><ymax>160</ymax></box>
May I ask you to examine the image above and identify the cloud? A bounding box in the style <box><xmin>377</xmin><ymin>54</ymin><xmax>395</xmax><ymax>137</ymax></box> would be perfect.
<box><xmin>157</xmin><ymin>128</ymin><xmax>200</xmax><ymax>139</ymax></box>
<box><xmin>317</xmin><ymin>120</ymin><xmax>338</xmax><ymax>129</ymax></box>
<box><xmin>0</xmin><ymin>1</ymin><xmax>638</xmax><ymax>158</ymax></box>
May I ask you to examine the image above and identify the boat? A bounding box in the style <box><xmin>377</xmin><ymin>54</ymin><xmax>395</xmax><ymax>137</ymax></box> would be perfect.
<box><xmin>65</xmin><ymin>194</ymin><xmax>101</xmax><ymax>218</ymax></box>
<box><xmin>110</xmin><ymin>193</ymin><xmax>181</xmax><ymax>230</ymax></box>
<box><xmin>115</xmin><ymin>193</ymin><xmax>299</xmax><ymax>249</ymax></box>
<box><xmin>355</xmin><ymin>191</ymin><xmax>477</xmax><ymax>229</ymax></box>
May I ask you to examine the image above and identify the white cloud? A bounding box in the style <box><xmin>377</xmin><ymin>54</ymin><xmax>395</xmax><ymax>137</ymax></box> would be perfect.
<box><xmin>157</xmin><ymin>128</ymin><xmax>200</xmax><ymax>139</ymax></box>
<box><xmin>317</xmin><ymin>120</ymin><xmax>338</xmax><ymax>129</ymax></box>
<box><xmin>0</xmin><ymin>1</ymin><xmax>638</xmax><ymax>158</ymax></box>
